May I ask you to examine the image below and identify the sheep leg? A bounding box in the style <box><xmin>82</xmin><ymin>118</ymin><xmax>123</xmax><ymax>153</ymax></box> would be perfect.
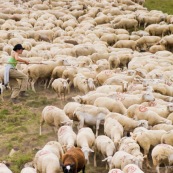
<box><xmin>82</xmin><ymin>165</ymin><xmax>85</xmax><ymax>173</ymax></box>
<box><xmin>96</xmin><ymin>120</ymin><xmax>101</xmax><ymax>137</ymax></box>
<box><xmin>44</xmin><ymin>79</ymin><xmax>49</xmax><ymax>89</ymax></box>
<box><xmin>39</xmin><ymin>118</ymin><xmax>44</xmax><ymax>136</ymax></box>
<box><xmin>31</xmin><ymin>79</ymin><xmax>37</xmax><ymax>93</ymax></box>
<box><xmin>156</xmin><ymin>165</ymin><xmax>160</xmax><ymax>173</ymax></box>
<box><xmin>47</xmin><ymin>78</ymin><xmax>54</xmax><ymax>88</ymax></box>
<box><xmin>94</xmin><ymin>150</ymin><xmax>97</xmax><ymax>167</ymax></box>
<box><xmin>77</xmin><ymin>115</ymin><xmax>84</xmax><ymax>131</ymax></box>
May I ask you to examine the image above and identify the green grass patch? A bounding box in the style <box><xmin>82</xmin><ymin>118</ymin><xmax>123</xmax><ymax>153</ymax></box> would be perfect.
<box><xmin>144</xmin><ymin>0</ymin><xmax>173</xmax><ymax>14</ymax></box>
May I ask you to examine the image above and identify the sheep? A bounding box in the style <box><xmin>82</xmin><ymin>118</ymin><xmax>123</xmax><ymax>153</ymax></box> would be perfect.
<box><xmin>51</xmin><ymin>78</ymin><xmax>70</xmax><ymax>101</ymax></box>
<box><xmin>136</xmin><ymin>36</ymin><xmax>161</xmax><ymax>51</ymax></box>
<box><xmin>73</xmin><ymin>74</ymin><xmax>91</xmax><ymax>94</ymax></box>
<box><xmin>152</xmin><ymin>144</ymin><xmax>173</xmax><ymax>173</ymax></box>
<box><xmin>108</xmin><ymin>169</ymin><xmax>124</xmax><ymax>173</ymax></box>
<box><xmin>113</xmin><ymin>40</ymin><xmax>137</xmax><ymax>51</ymax></box>
<box><xmin>135</xmin><ymin>130</ymin><xmax>167</xmax><ymax>168</ymax></box>
<box><xmin>76</xmin><ymin>127</ymin><xmax>95</xmax><ymax>164</ymax></box>
<box><xmin>161</xmin><ymin>130</ymin><xmax>173</xmax><ymax>146</ymax></box>
<box><xmin>47</xmin><ymin>66</ymin><xmax>67</xmax><ymax>88</ymax></box>
<box><xmin>104</xmin><ymin>116</ymin><xmax>123</xmax><ymax>146</ymax></box>
<box><xmin>58</xmin><ymin>125</ymin><xmax>77</xmax><ymax>152</ymax></box>
<box><xmin>94</xmin><ymin>97</ymin><xmax>127</xmax><ymax>114</ymax></box>
<box><xmin>110</xmin><ymin>151</ymin><xmax>143</xmax><ymax>170</ymax></box>
<box><xmin>113</xmin><ymin>18</ymin><xmax>138</xmax><ymax>31</ymax></box>
<box><xmin>118</xmin><ymin>137</ymin><xmax>145</xmax><ymax>168</ymax></box>
<box><xmin>123</xmin><ymin>164</ymin><xmax>144</xmax><ymax>173</ymax></box>
<box><xmin>40</xmin><ymin>106</ymin><xmax>73</xmax><ymax>135</ymax></box>
<box><xmin>33</xmin><ymin>149</ymin><xmax>61</xmax><ymax>173</ymax></box>
<box><xmin>73</xmin><ymin>104</ymin><xmax>110</xmax><ymax>137</ymax></box>
<box><xmin>127</xmin><ymin>104</ymin><xmax>172</xmax><ymax>126</ymax></box>
<box><xmin>61</xmin><ymin>147</ymin><xmax>86</xmax><ymax>173</ymax></box>
<box><xmin>106</xmin><ymin>112</ymin><xmax>148</xmax><ymax>135</ymax></box>
<box><xmin>27</xmin><ymin>61</ymin><xmax>60</xmax><ymax>92</ymax></box>
<box><xmin>42</xmin><ymin>141</ymin><xmax>64</xmax><ymax>159</ymax></box>
<box><xmin>94</xmin><ymin>135</ymin><xmax>116</xmax><ymax>169</ymax></box>
<box><xmin>72</xmin><ymin>92</ymin><xmax>108</xmax><ymax>105</ymax></box>
<box><xmin>152</xmin><ymin>124</ymin><xmax>173</xmax><ymax>131</ymax></box>
<box><xmin>0</xmin><ymin>163</ymin><xmax>13</xmax><ymax>173</ymax></box>
<box><xmin>20</xmin><ymin>167</ymin><xmax>36</xmax><ymax>173</ymax></box>
<box><xmin>63</xmin><ymin>102</ymin><xmax>81</xmax><ymax>121</ymax></box>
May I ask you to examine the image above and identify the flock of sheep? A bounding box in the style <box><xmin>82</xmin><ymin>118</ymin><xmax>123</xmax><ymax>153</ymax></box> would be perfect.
<box><xmin>1</xmin><ymin>0</ymin><xmax>173</xmax><ymax>172</ymax></box>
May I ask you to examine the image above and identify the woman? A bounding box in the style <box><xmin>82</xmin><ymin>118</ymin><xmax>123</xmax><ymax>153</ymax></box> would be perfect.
<box><xmin>4</xmin><ymin>44</ymin><xmax>29</xmax><ymax>104</ymax></box>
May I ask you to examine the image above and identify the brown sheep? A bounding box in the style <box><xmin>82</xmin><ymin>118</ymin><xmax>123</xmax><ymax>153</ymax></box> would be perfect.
<box><xmin>61</xmin><ymin>147</ymin><xmax>86</xmax><ymax>173</ymax></box>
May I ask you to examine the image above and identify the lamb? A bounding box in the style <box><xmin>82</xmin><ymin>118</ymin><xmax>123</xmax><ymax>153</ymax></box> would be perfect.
<box><xmin>135</xmin><ymin>130</ymin><xmax>167</xmax><ymax>168</ymax></box>
<box><xmin>51</xmin><ymin>78</ymin><xmax>70</xmax><ymax>101</ymax></box>
<box><xmin>73</xmin><ymin>104</ymin><xmax>110</xmax><ymax>136</ymax></box>
<box><xmin>77</xmin><ymin>127</ymin><xmax>95</xmax><ymax>164</ymax></box>
<box><xmin>0</xmin><ymin>163</ymin><xmax>13</xmax><ymax>173</ymax></box>
<box><xmin>94</xmin><ymin>97</ymin><xmax>127</xmax><ymax>114</ymax></box>
<box><xmin>123</xmin><ymin>164</ymin><xmax>144</xmax><ymax>173</ymax></box>
<box><xmin>20</xmin><ymin>167</ymin><xmax>36</xmax><ymax>173</ymax></box>
<box><xmin>151</xmin><ymin>144</ymin><xmax>173</xmax><ymax>173</ymax></box>
<box><xmin>61</xmin><ymin>147</ymin><xmax>86</xmax><ymax>173</ymax></box>
<box><xmin>106</xmin><ymin>112</ymin><xmax>148</xmax><ymax>135</ymax></box>
<box><xmin>127</xmin><ymin>104</ymin><xmax>172</xmax><ymax>126</ymax></box>
<box><xmin>94</xmin><ymin>135</ymin><xmax>116</xmax><ymax>169</ymax></box>
<box><xmin>40</xmin><ymin>106</ymin><xmax>73</xmax><ymax>135</ymax></box>
<box><xmin>58</xmin><ymin>125</ymin><xmax>77</xmax><ymax>152</ymax></box>
<box><xmin>104</xmin><ymin>117</ymin><xmax>123</xmax><ymax>146</ymax></box>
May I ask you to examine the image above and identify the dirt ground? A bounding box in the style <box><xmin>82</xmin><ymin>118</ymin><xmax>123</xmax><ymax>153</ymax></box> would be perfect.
<box><xmin>0</xmin><ymin>84</ymin><xmax>172</xmax><ymax>173</ymax></box>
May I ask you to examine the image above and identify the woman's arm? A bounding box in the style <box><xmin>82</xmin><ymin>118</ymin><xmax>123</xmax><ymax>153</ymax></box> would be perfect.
<box><xmin>14</xmin><ymin>52</ymin><xmax>29</xmax><ymax>64</ymax></box>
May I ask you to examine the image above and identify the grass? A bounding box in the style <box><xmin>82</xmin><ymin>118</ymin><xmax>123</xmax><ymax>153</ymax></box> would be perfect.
<box><xmin>144</xmin><ymin>0</ymin><xmax>173</xmax><ymax>14</ymax></box>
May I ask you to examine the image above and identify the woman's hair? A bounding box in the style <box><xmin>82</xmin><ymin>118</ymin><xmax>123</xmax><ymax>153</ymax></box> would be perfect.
<box><xmin>13</xmin><ymin>44</ymin><xmax>25</xmax><ymax>51</ymax></box>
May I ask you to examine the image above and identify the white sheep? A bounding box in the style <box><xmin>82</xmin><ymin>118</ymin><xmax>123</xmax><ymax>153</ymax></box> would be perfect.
<box><xmin>73</xmin><ymin>104</ymin><xmax>110</xmax><ymax>137</ymax></box>
<box><xmin>57</xmin><ymin>125</ymin><xmax>77</xmax><ymax>152</ymax></box>
<box><xmin>63</xmin><ymin>102</ymin><xmax>81</xmax><ymax>121</ymax></box>
<box><xmin>51</xmin><ymin>78</ymin><xmax>70</xmax><ymax>101</ymax></box>
<box><xmin>127</xmin><ymin>104</ymin><xmax>172</xmax><ymax>126</ymax></box>
<box><xmin>77</xmin><ymin>127</ymin><xmax>95</xmax><ymax>164</ymax></box>
<box><xmin>123</xmin><ymin>164</ymin><xmax>144</xmax><ymax>173</ymax></box>
<box><xmin>94</xmin><ymin>97</ymin><xmax>127</xmax><ymax>114</ymax></box>
<box><xmin>104</xmin><ymin>117</ymin><xmax>123</xmax><ymax>146</ymax></box>
<box><xmin>40</xmin><ymin>106</ymin><xmax>73</xmax><ymax>135</ymax></box>
<box><xmin>152</xmin><ymin>144</ymin><xmax>173</xmax><ymax>173</ymax></box>
<box><xmin>110</xmin><ymin>151</ymin><xmax>142</xmax><ymax>170</ymax></box>
<box><xmin>94</xmin><ymin>135</ymin><xmax>116</xmax><ymax>169</ymax></box>
<box><xmin>20</xmin><ymin>167</ymin><xmax>36</xmax><ymax>173</ymax></box>
<box><xmin>0</xmin><ymin>163</ymin><xmax>13</xmax><ymax>173</ymax></box>
<box><xmin>106</xmin><ymin>112</ymin><xmax>148</xmax><ymax>135</ymax></box>
<box><xmin>135</xmin><ymin>130</ymin><xmax>167</xmax><ymax>168</ymax></box>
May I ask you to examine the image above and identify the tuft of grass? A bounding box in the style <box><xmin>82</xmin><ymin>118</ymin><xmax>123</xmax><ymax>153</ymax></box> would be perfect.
<box><xmin>144</xmin><ymin>0</ymin><xmax>173</xmax><ymax>14</ymax></box>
